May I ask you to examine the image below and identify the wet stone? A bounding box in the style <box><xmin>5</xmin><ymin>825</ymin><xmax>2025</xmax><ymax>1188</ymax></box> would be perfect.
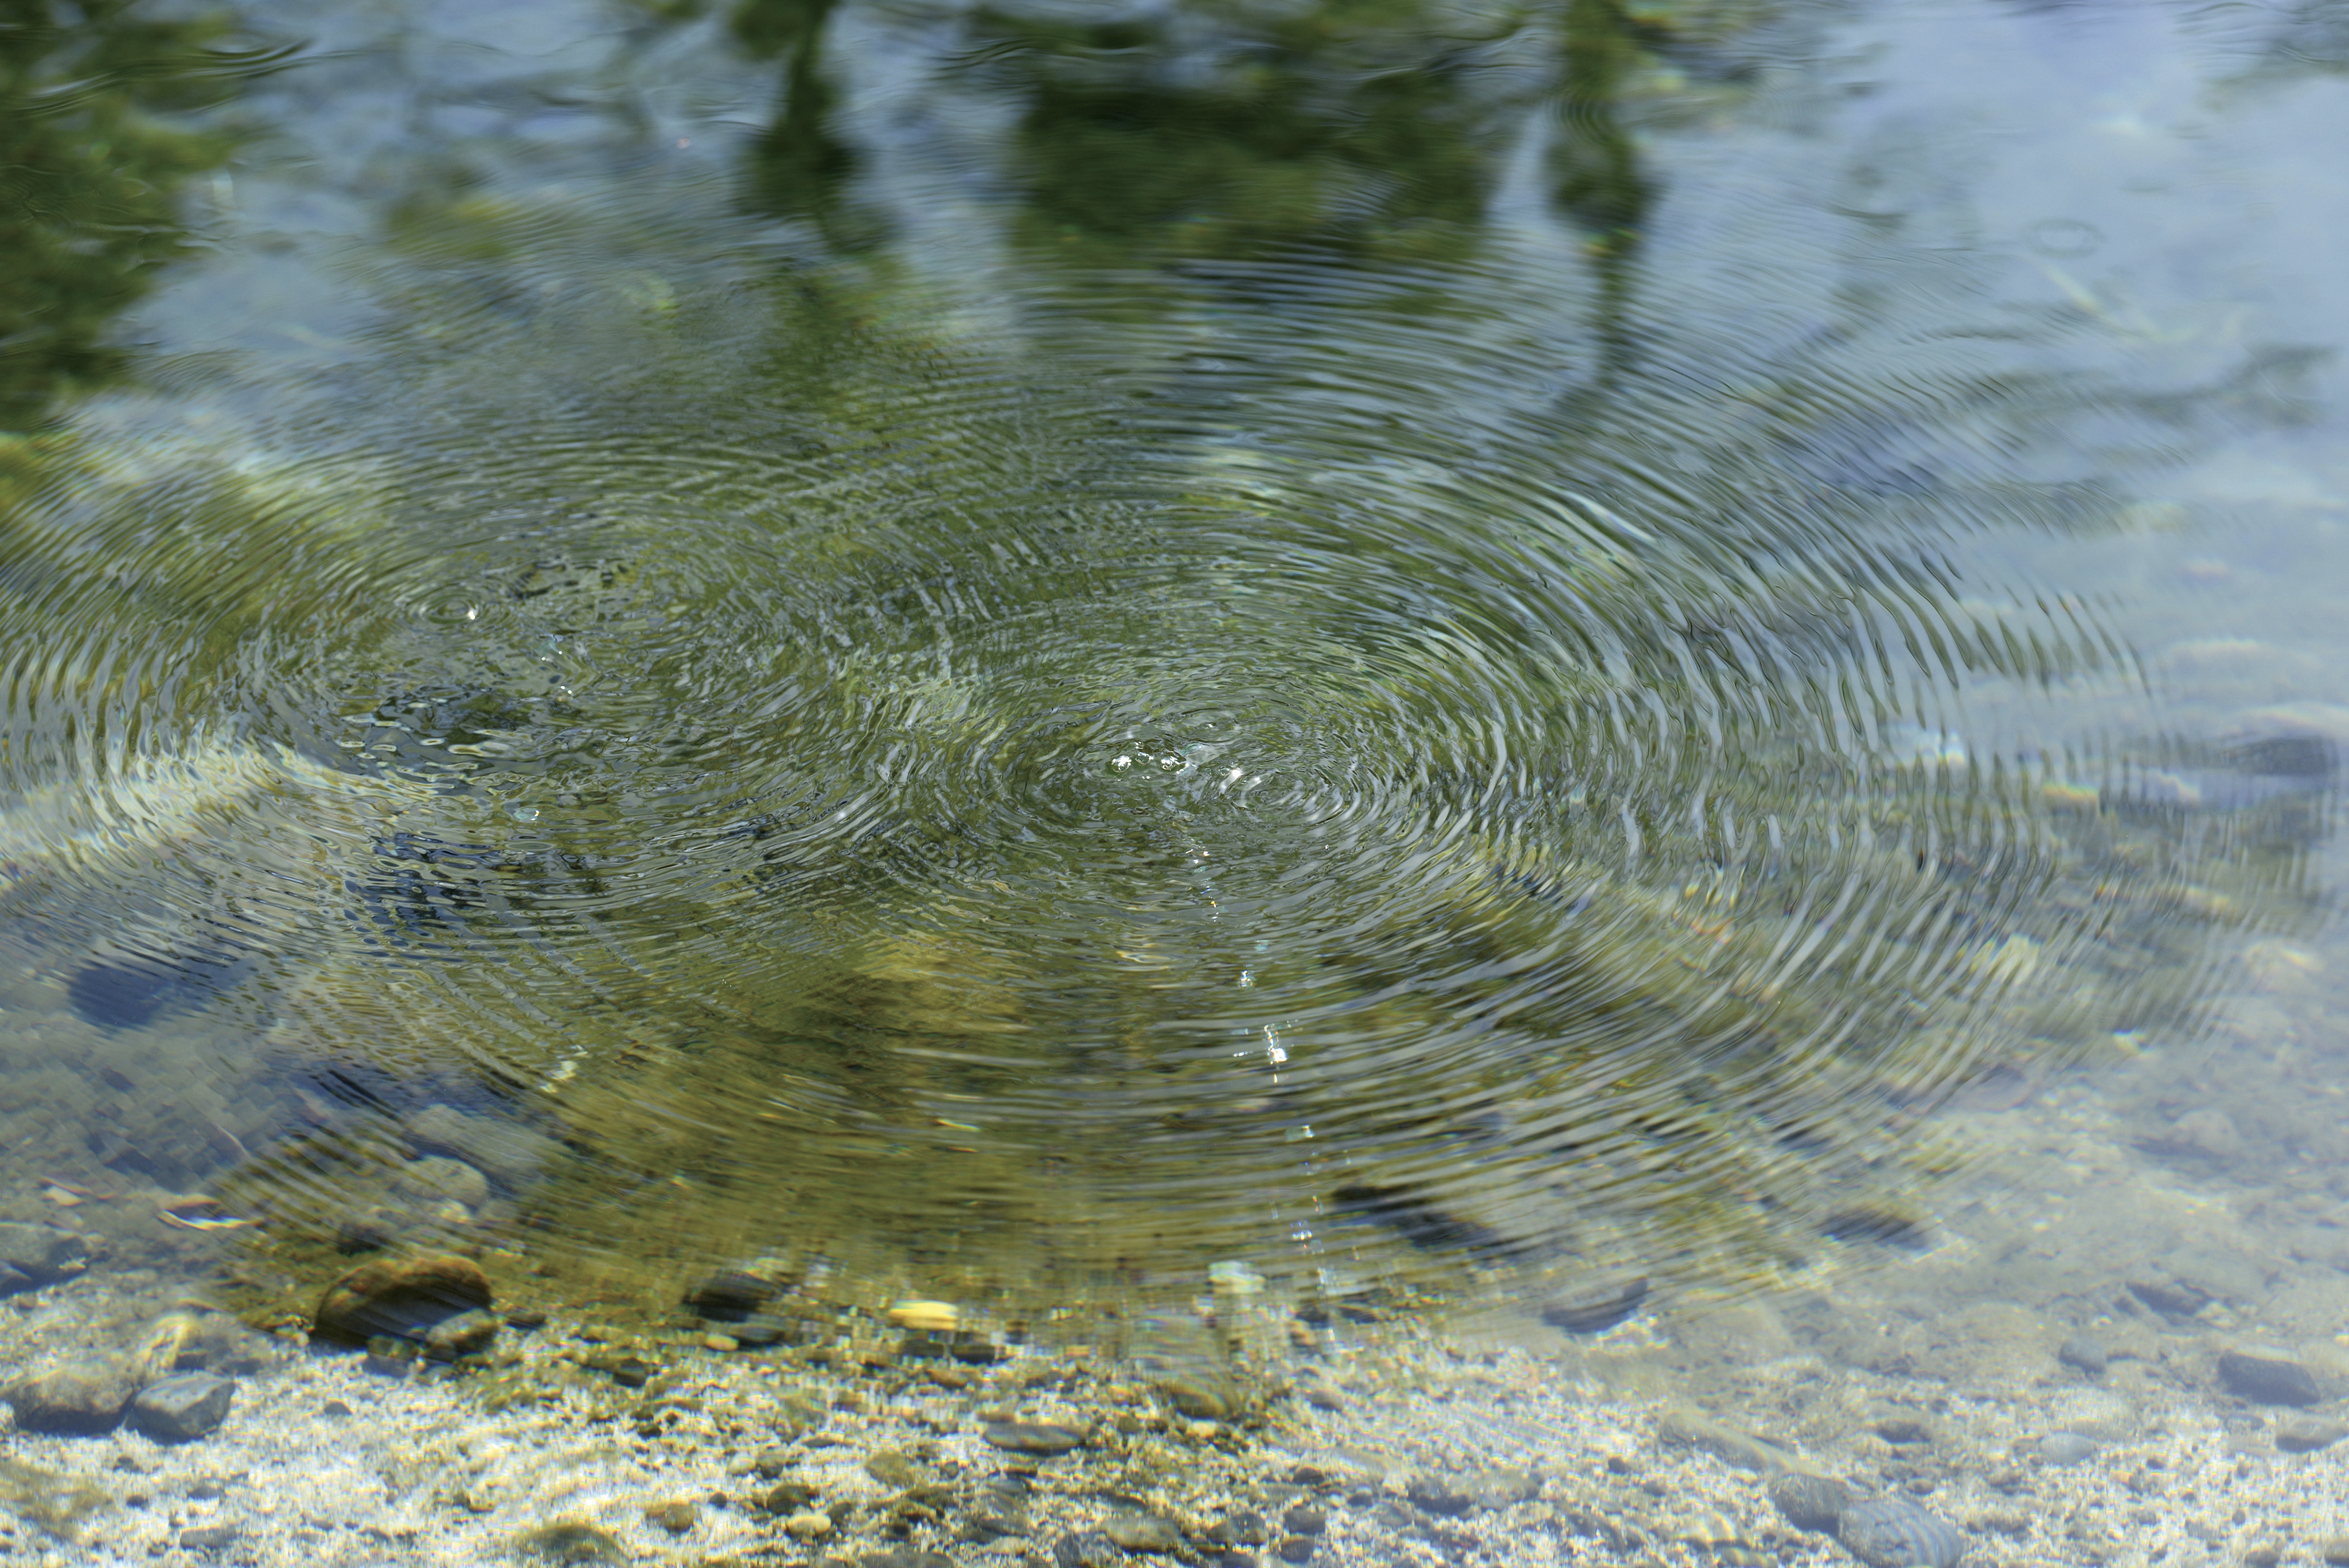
<box><xmin>1277</xmin><ymin>1538</ymin><xmax>1317</xmax><ymax>1565</ymax></box>
<box><xmin>733</xmin><ymin>1312</ymin><xmax>793</xmax><ymax>1346</ymax></box>
<box><xmin>2276</xmin><ymin>1414</ymin><xmax>2349</xmax><ymax>1454</ymax></box>
<box><xmin>405</xmin><ymin>1102</ymin><xmax>561</xmax><ymax>1188</ymax></box>
<box><xmin>2036</xmin><ymin>1432</ymin><xmax>2099</xmax><ymax>1466</ymax></box>
<box><xmin>758</xmin><ymin>1480</ymin><xmax>819</xmax><ymax>1515</ymax></box>
<box><xmin>1769</xmin><ymin>1473</ymin><xmax>1850</xmax><ymax>1534</ymax></box>
<box><xmin>424</xmin><ymin>1308</ymin><xmax>500</xmax><ymax>1362</ymax></box>
<box><xmin>513</xmin><ymin>1520</ymin><xmax>627</xmax><ymax>1565</ymax></box>
<box><xmin>1406</xmin><ymin>1473</ymin><xmax>1474</xmax><ymax>1516</ymax></box>
<box><xmin>645</xmin><ymin>1500</ymin><xmax>699</xmax><ymax>1534</ymax></box>
<box><xmin>1212</xmin><ymin>1511</ymin><xmax>1271</xmax><ymax>1547</ymax></box>
<box><xmin>2126</xmin><ymin>1274</ymin><xmax>2212</xmax><ymax>1320</ymax></box>
<box><xmin>2218</xmin><ymin>1349</ymin><xmax>2322</xmax><ymax>1407</ymax></box>
<box><xmin>393</xmin><ymin>1154</ymin><xmax>490</xmax><ymax>1211</ymax></box>
<box><xmin>130</xmin><ymin>1374</ymin><xmax>236</xmax><ymax>1442</ymax></box>
<box><xmin>2058</xmin><ymin>1335</ymin><xmax>2109</xmax><ymax>1376</ymax></box>
<box><xmin>179</xmin><ymin>1523</ymin><xmax>240</xmax><ymax>1553</ymax></box>
<box><xmin>1540</xmin><ymin>1274</ymin><xmax>1649</xmax><ymax>1334</ymax></box>
<box><xmin>0</xmin><ymin>1221</ymin><xmax>91</xmax><ymax>1287</ymax></box>
<box><xmin>1157</xmin><ymin>1372</ymin><xmax>1233</xmax><ymax>1420</ymax></box>
<box><xmin>1105</xmin><ymin>1514</ymin><xmax>1184</xmax><ymax>1552</ymax></box>
<box><xmin>2320</xmin><ymin>1538</ymin><xmax>2349</xmax><ymax>1567</ymax></box>
<box><xmin>752</xmin><ymin>1446</ymin><xmax>796</xmax><ymax>1479</ymax></box>
<box><xmin>1054</xmin><ymin>1532</ymin><xmax>1120</xmax><ymax>1568</ymax></box>
<box><xmin>865</xmin><ymin>1449</ymin><xmax>924</xmax><ymax>1489</ymax></box>
<box><xmin>1281</xmin><ymin>1507</ymin><xmax>1327</xmax><ymax>1537</ymax></box>
<box><xmin>311</xmin><ymin>1253</ymin><xmax>493</xmax><ymax>1347</ymax></box>
<box><xmin>863</xmin><ymin>1553</ymin><xmax>954</xmax><ymax>1568</ymax></box>
<box><xmin>985</xmin><ymin>1421</ymin><xmax>1085</xmax><ymax>1456</ymax></box>
<box><xmin>5</xmin><ymin>1355</ymin><xmax>138</xmax><ymax>1433</ymax></box>
<box><xmin>684</xmin><ymin>1270</ymin><xmax>780</xmax><ymax>1321</ymax></box>
<box><xmin>1837</xmin><ymin>1497</ymin><xmax>1968</xmax><ymax>1568</ymax></box>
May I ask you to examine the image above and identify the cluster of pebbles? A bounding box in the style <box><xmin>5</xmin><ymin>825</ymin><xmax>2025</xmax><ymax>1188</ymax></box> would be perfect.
<box><xmin>9</xmin><ymin>915</ymin><xmax>2349</xmax><ymax>1568</ymax></box>
<box><xmin>2</xmin><ymin>1154</ymin><xmax>2349</xmax><ymax>1568</ymax></box>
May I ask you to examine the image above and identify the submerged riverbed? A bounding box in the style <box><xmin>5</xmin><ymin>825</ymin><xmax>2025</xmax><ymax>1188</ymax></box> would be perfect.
<box><xmin>3</xmin><ymin>6</ymin><xmax>2348</xmax><ymax>1550</ymax></box>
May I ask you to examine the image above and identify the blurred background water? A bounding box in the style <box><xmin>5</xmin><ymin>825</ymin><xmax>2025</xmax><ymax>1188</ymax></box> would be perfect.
<box><xmin>2</xmin><ymin>0</ymin><xmax>2347</xmax><ymax>1384</ymax></box>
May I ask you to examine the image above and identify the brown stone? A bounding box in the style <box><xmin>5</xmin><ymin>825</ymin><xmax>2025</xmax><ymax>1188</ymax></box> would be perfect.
<box><xmin>311</xmin><ymin>1253</ymin><xmax>492</xmax><ymax>1347</ymax></box>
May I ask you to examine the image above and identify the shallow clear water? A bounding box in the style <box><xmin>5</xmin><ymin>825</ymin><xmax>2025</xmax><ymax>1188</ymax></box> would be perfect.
<box><xmin>4</xmin><ymin>0</ymin><xmax>2349</xmax><ymax>1554</ymax></box>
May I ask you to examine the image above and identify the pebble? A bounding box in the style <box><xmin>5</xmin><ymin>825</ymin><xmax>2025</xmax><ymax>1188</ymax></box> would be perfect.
<box><xmin>1055</xmin><ymin>1529</ymin><xmax>1120</xmax><ymax>1568</ymax></box>
<box><xmin>178</xmin><ymin>1523</ymin><xmax>240</xmax><ymax>1553</ymax></box>
<box><xmin>5</xmin><ymin>1354</ymin><xmax>138</xmax><ymax>1433</ymax></box>
<box><xmin>423</xmin><ymin>1309</ymin><xmax>500</xmax><ymax>1361</ymax></box>
<box><xmin>129</xmin><ymin>1373</ymin><xmax>236</xmax><ymax>1442</ymax></box>
<box><xmin>1277</xmin><ymin>1540</ymin><xmax>1317</xmax><ymax>1565</ymax></box>
<box><xmin>393</xmin><ymin>1154</ymin><xmax>490</xmax><ymax>1211</ymax></box>
<box><xmin>1104</xmin><ymin>1514</ymin><xmax>1184</xmax><ymax>1551</ymax></box>
<box><xmin>1405</xmin><ymin>1473</ymin><xmax>1474</xmax><ymax>1515</ymax></box>
<box><xmin>1540</xmin><ymin>1274</ymin><xmax>1650</xmax><ymax>1333</ymax></box>
<box><xmin>1837</xmin><ymin>1497</ymin><xmax>1968</xmax><ymax>1568</ymax></box>
<box><xmin>2058</xmin><ymin>1335</ymin><xmax>2109</xmax><ymax>1376</ymax></box>
<box><xmin>645</xmin><ymin>1500</ymin><xmax>699</xmax><ymax>1534</ymax></box>
<box><xmin>2036</xmin><ymin>1432</ymin><xmax>2100</xmax><ymax>1466</ymax></box>
<box><xmin>759</xmin><ymin>1482</ymin><xmax>820</xmax><ymax>1514</ymax></box>
<box><xmin>2218</xmin><ymin>1349</ymin><xmax>2322</xmax><ymax>1406</ymax></box>
<box><xmin>2276</xmin><ymin>1414</ymin><xmax>2349</xmax><ymax>1453</ymax></box>
<box><xmin>1655</xmin><ymin>1406</ymin><xmax>1796</xmax><ymax>1475</ymax></box>
<box><xmin>2126</xmin><ymin>1274</ymin><xmax>2211</xmax><ymax>1320</ymax></box>
<box><xmin>1281</xmin><ymin>1507</ymin><xmax>1327</xmax><ymax>1536</ymax></box>
<box><xmin>861</xmin><ymin>1553</ymin><xmax>953</xmax><ymax>1568</ymax></box>
<box><xmin>1157</xmin><ymin>1371</ymin><xmax>1234</xmax><ymax>1420</ymax></box>
<box><xmin>785</xmin><ymin>1510</ymin><xmax>833</xmax><ymax>1539</ymax></box>
<box><xmin>404</xmin><ymin>1102</ymin><xmax>561</xmax><ymax>1187</ymax></box>
<box><xmin>865</xmin><ymin>1449</ymin><xmax>923</xmax><ymax>1489</ymax></box>
<box><xmin>311</xmin><ymin>1253</ymin><xmax>493</xmax><ymax>1347</ymax></box>
<box><xmin>984</xmin><ymin>1421</ymin><xmax>1085</xmax><ymax>1455</ymax></box>
<box><xmin>1768</xmin><ymin>1472</ymin><xmax>1850</xmax><ymax>1534</ymax></box>
<box><xmin>1212</xmin><ymin>1511</ymin><xmax>1271</xmax><ymax>1547</ymax></box>
<box><xmin>0</xmin><ymin>1221</ymin><xmax>91</xmax><ymax>1289</ymax></box>
<box><xmin>684</xmin><ymin>1271</ymin><xmax>779</xmax><ymax>1320</ymax></box>
<box><xmin>2320</xmin><ymin>1538</ymin><xmax>2349</xmax><ymax>1567</ymax></box>
<box><xmin>513</xmin><ymin>1521</ymin><xmax>625</xmax><ymax>1565</ymax></box>
<box><xmin>887</xmin><ymin>1300</ymin><xmax>958</xmax><ymax>1332</ymax></box>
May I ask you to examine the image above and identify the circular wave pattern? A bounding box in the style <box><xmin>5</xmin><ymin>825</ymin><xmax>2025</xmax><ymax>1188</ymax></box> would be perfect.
<box><xmin>0</xmin><ymin>215</ymin><xmax>2321</xmax><ymax>1318</ymax></box>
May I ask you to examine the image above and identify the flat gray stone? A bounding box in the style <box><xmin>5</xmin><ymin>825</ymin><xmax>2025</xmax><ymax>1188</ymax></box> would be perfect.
<box><xmin>1104</xmin><ymin>1515</ymin><xmax>1183</xmax><ymax>1552</ymax></box>
<box><xmin>2277</xmin><ymin>1414</ymin><xmax>2349</xmax><ymax>1454</ymax></box>
<box><xmin>131</xmin><ymin>1374</ymin><xmax>236</xmax><ymax>1442</ymax></box>
<box><xmin>2036</xmin><ymin>1432</ymin><xmax>2100</xmax><ymax>1466</ymax></box>
<box><xmin>2219</xmin><ymin>1350</ymin><xmax>2321</xmax><ymax>1407</ymax></box>
<box><xmin>2057</xmin><ymin>1335</ymin><xmax>2108</xmax><ymax>1376</ymax></box>
<box><xmin>6</xmin><ymin>1355</ymin><xmax>137</xmax><ymax>1433</ymax></box>
<box><xmin>982</xmin><ymin>1421</ymin><xmax>1084</xmax><ymax>1456</ymax></box>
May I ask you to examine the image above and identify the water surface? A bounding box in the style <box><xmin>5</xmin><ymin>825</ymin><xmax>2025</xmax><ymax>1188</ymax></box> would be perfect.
<box><xmin>1</xmin><ymin>0</ymin><xmax>2341</xmax><ymax>1346</ymax></box>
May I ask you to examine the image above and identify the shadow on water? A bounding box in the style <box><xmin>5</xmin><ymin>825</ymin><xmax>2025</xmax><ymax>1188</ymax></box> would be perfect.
<box><xmin>0</xmin><ymin>0</ymin><xmax>2334</xmax><ymax>1345</ymax></box>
